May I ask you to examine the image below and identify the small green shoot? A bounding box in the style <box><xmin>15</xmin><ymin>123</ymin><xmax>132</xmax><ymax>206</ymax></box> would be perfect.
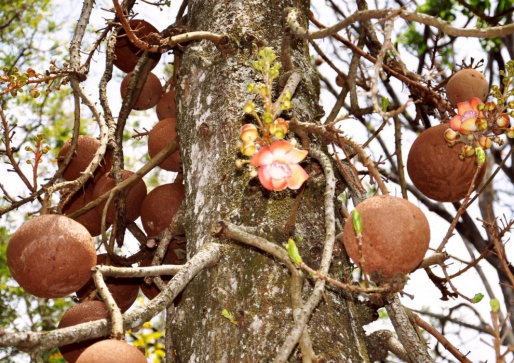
<box><xmin>286</xmin><ymin>238</ymin><xmax>302</xmax><ymax>265</ymax></box>
<box><xmin>222</xmin><ymin>309</ymin><xmax>237</xmax><ymax>325</ymax></box>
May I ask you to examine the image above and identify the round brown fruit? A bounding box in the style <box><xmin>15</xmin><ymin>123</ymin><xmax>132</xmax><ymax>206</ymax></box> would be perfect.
<box><xmin>93</xmin><ymin>170</ymin><xmax>147</xmax><ymax>224</ymax></box>
<box><xmin>58</xmin><ymin>301</ymin><xmax>110</xmax><ymax>363</ymax></box>
<box><xmin>342</xmin><ymin>195</ymin><xmax>430</xmax><ymax>279</ymax></box>
<box><xmin>140</xmin><ymin>239</ymin><xmax>186</xmax><ymax>300</ymax></box>
<box><xmin>62</xmin><ymin>182</ymin><xmax>109</xmax><ymax>237</ymax></box>
<box><xmin>335</xmin><ymin>74</ymin><xmax>345</xmax><ymax>87</ymax></box>
<box><xmin>7</xmin><ymin>214</ymin><xmax>97</xmax><ymax>298</ymax></box>
<box><xmin>76</xmin><ymin>339</ymin><xmax>147</xmax><ymax>363</ymax></box>
<box><xmin>148</xmin><ymin>118</ymin><xmax>181</xmax><ymax>172</ymax></box>
<box><xmin>140</xmin><ymin>183</ymin><xmax>185</xmax><ymax>237</ymax></box>
<box><xmin>113</xmin><ymin>19</ymin><xmax>161</xmax><ymax>73</ymax></box>
<box><xmin>446</xmin><ymin>68</ymin><xmax>489</xmax><ymax>107</ymax></box>
<box><xmin>58</xmin><ymin>136</ymin><xmax>112</xmax><ymax>181</ymax></box>
<box><xmin>120</xmin><ymin>71</ymin><xmax>162</xmax><ymax>111</ymax></box>
<box><xmin>407</xmin><ymin>123</ymin><xmax>485</xmax><ymax>202</ymax></box>
<box><xmin>75</xmin><ymin>254</ymin><xmax>140</xmax><ymax>313</ymax></box>
<box><xmin>156</xmin><ymin>89</ymin><xmax>176</xmax><ymax>120</ymax></box>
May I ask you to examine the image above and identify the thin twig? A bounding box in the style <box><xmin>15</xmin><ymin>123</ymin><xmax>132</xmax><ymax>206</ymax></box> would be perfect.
<box><xmin>414</xmin><ymin>314</ymin><xmax>473</xmax><ymax>363</ymax></box>
<box><xmin>288</xmin><ymin>7</ymin><xmax>514</xmax><ymax>39</ymax></box>
<box><xmin>113</xmin><ymin>0</ymin><xmax>225</xmax><ymax>52</ymax></box>
<box><xmin>436</xmin><ymin>163</ymin><xmax>484</xmax><ymax>252</ymax></box>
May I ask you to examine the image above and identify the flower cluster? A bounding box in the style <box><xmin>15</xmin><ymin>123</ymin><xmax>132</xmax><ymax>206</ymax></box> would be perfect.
<box><xmin>236</xmin><ymin>47</ymin><xmax>308</xmax><ymax>191</ymax></box>
<box><xmin>0</xmin><ymin>60</ymin><xmax>69</xmax><ymax>99</ymax></box>
<box><xmin>445</xmin><ymin>97</ymin><xmax>513</xmax><ymax>159</ymax></box>
<box><xmin>444</xmin><ymin>60</ymin><xmax>514</xmax><ymax>160</ymax></box>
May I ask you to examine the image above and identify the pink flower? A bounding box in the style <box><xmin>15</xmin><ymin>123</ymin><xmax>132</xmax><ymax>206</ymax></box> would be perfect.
<box><xmin>449</xmin><ymin>97</ymin><xmax>483</xmax><ymax>134</ymax></box>
<box><xmin>250</xmin><ymin>140</ymin><xmax>308</xmax><ymax>191</ymax></box>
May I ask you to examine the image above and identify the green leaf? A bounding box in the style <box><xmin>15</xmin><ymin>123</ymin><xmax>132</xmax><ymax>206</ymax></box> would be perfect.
<box><xmin>352</xmin><ymin>209</ymin><xmax>363</xmax><ymax>234</ymax></box>
<box><xmin>475</xmin><ymin>147</ymin><xmax>486</xmax><ymax>165</ymax></box>
<box><xmin>286</xmin><ymin>238</ymin><xmax>302</xmax><ymax>265</ymax></box>
<box><xmin>472</xmin><ymin>293</ymin><xmax>484</xmax><ymax>303</ymax></box>
<box><xmin>377</xmin><ymin>308</ymin><xmax>388</xmax><ymax>319</ymax></box>
<box><xmin>381</xmin><ymin>97</ymin><xmax>389</xmax><ymax>112</ymax></box>
<box><xmin>490</xmin><ymin>299</ymin><xmax>500</xmax><ymax>313</ymax></box>
<box><xmin>222</xmin><ymin>309</ymin><xmax>237</xmax><ymax>324</ymax></box>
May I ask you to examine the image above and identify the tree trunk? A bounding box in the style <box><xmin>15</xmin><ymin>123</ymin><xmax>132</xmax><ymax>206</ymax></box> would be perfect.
<box><xmin>171</xmin><ymin>0</ymin><xmax>371</xmax><ymax>361</ymax></box>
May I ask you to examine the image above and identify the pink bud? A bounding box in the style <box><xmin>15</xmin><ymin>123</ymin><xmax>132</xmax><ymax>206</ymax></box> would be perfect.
<box><xmin>484</xmin><ymin>101</ymin><xmax>497</xmax><ymax>112</ymax></box>
<box><xmin>444</xmin><ymin>128</ymin><xmax>459</xmax><ymax>142</ymax></box>
<box><xmin>477</xmin><ymin>136</ymin><xmax>492</xmax><ymax>149</ymax></box>
<box><xmin>240</xmin><ymin>124</ymin><xmax>259</xmax><ymax>142</ymax></box>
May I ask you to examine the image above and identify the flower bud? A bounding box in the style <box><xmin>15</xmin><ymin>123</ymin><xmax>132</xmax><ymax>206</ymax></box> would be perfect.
<box><xmin>484</xmin><ymin>101</ymin><xmax>497</xmax><ymax>112</ymax></box>
<box><xmin>496</xmin><ymin>114</ymin><xmax>510</xmax><ymax>128</ymax></box>
<box><xmin>29</xmin><ymin>87</ymin><xmax>40</xmax><ymax>98</ymax></box>
<box><xmin>507</xmin><ymin>127</ymin><xmax>514</xmax><ymax>138</ymax></box>
<box><xmin>269</xmin><ymin>67</ymin><xmax>279</xmax><ymax>80</ymax></box>
<box><xmin>477</xmin><ymin>136</ymin><xmax>492</xmax><ymax>150</ymax></box>
<box><xmin>462</xmin><ymin>145</ymin><xmax>475</xmax><ymax>157</ymax></box>
<box><xmin>243</xmin><ymin>102</ymin><xmax>255</xmax><ymax>114</ymax></box>
<box><xmin>476</xmin><ymin>117</ymin><xmax>488</xmax><ymax>131</ymax></box>
<box><xmin>241</xmin><ymin>140</ymin><xmax>257</xmax><ymax>156</ymax></box>
<box><xmin>235</xmin><ymin>159</ymin><xmax>244</xmax><ymax>168</ymax></box>
<box><xmin>240</xmin><ymin>124</ymin><xmax>259</xmax><ymax>142</ymax></box>
<box><xmin>262</xmin><ymin>112</ymin><xmax>273</xmax><ymax>124</ymax></box>
<box><xmin>26</xmin><ymin>68</ymin><xmax>37</xmax><ymax>77</ymax></box>
<box><xmin>444</xmin><ymin>128</ymin><xmax>459</xmax><ymax>142</ymax></box>
<box><xmin>269</xmin><ymin>118</ymin><xmax>289</xmax><ymax>139</ymax></box>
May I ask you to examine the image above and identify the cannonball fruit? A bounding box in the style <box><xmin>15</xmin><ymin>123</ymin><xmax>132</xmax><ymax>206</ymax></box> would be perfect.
<box><xmin>140</xmin><ymin>183</ymin><xmax>185</xmax><ymax>237</ymax></box>
<box><xmin>62</xmin><ymin>182</ymin><xmax>109</xmax><ymax>237</ymax></box>
<box><xmin>120</xmin><ymin>71</ymin><xmax>162</xmax><ymax>111</ymax></box>
<box><xmin>148</xmin><ymin>118</ymin><xmax>181</xmax><ymax>172</ymax></box>
<box><xmin>156</xmin><ymin>89</ymin><xmax>177</xmax><ymax>120</ymax></box>
<box><xmin>407</xmin><ymin>123</ymin><xmax>485</xmax><ymax>202</ymax></box>
<box><xmin>93</xmin><ymin>170</ymin><xmax>147</xmax><ymax>224</ymax></box>
<box><xmin>58</xmin><ymin>301</ymin><xmax>110</xmax><ymax>363</ymax></box>
<box><xmin>342</xmin><ymin>195</ymin><xmax>430</xmax><ymax>279</ymax></box>
<box><xmin>446</xmin><ymin>68</ymin><xmax>489</xmax><ymax>107</ymax></box>
<box><xmin>113</xmin><ymin>19</ymin><xmax>161</xmax><ymax>73</ymax></box>
<box><xmin>58</xmin><ymin>136</ymin><xmax>112</xmax><ymax>181</ymax></box>
<box><xmin>7</xmin><ymin>214</ymin><xmax>97</xmax><ymax>298</ymax></box>
<box><xmin>76</xmin><ymin>339</ymin><xmax>147</xmax><ymax>363</ymax></box>
<box><xmin>75</xmin><ymin>254</ymin><xmax>140</xmax><ymax>313</ymax></box>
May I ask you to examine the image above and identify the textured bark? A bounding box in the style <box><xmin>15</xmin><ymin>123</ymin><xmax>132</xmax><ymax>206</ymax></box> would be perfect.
<box><xmin>171</xmin><ymin>0</ymin><xmax>371</xmax><ymax>361</ymax></box>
